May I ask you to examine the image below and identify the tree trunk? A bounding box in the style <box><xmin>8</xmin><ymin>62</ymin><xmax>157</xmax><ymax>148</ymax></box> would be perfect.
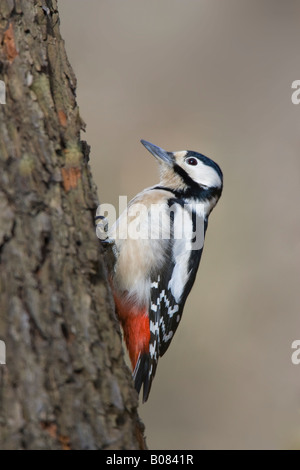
<box><xmin>0</xmin><ymin>0</ymin><xmax>145</xmax><ymax>450</ymax></box>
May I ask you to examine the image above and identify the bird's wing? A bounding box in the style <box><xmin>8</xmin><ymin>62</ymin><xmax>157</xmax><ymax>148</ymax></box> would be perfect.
<box><xmin>139</xmin><ymin>201</ymin><xmax>205</xmax><ymax>401</ymax></box>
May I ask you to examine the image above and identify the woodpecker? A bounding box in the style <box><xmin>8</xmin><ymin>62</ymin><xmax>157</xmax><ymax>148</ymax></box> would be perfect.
<box><xmin>99</xmin><ymin>140</ymin><xmax>223</xmax><ymax>402</ymax></box>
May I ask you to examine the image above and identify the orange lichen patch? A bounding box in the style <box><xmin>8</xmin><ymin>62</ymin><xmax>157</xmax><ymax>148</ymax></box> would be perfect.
<box><xmin>40</xmin><ymin>422</ymin><xmax>71</xmax><ymax>449</ymax></box>
<box><xmin>59</xmin><ymin>435</ymin><xmax>71</xmax><ymax>450</ymax></box>
<box><xmin>41</xmin><ymin>421</ymin><xmax>57</xmax><ymax>439</ymax></box>
<box><xmin>61</xmin><ymin>167</ymin><xmax>81</xmax><ymax>192</ymax></box>
<box><xmin>58</xmin><ymin>110</ymin><xmax>67</xmax><ymax>127</ymax></box>
<box><xmin>3</xmin><ymin>23</ymin><xmax>18</xmax><ymax>63</ymax></box>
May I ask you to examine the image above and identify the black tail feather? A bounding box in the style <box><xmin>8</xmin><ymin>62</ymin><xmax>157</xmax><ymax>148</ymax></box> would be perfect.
<box><xmin>133</xmin><ymin>353</ymin><xmax>153</xmax><ymax>402</ymax></box>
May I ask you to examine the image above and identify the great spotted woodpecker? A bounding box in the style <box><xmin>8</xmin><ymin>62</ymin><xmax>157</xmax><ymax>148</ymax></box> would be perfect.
<box><xmin>98</xmin><ymin>140</ymin><xmax>223</xmax><ymax>402</ymax></box>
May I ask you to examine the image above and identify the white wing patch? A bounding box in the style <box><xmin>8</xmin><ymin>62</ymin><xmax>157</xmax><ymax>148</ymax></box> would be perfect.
<box><xmin>168</xmin><ymin>204</ymin><xmax>194</xmax><ymax>303</ymax></box>
<box><xmin>168</xmin><ymin>244</ymin><xmax>190</xmax><ymax>303</ymax></box>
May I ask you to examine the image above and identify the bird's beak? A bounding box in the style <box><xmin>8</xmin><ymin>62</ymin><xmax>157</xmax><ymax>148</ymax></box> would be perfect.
<box><xmin>141</xmin><ymin>140</ymin><xmax>173</xmax><ymax>167</ymax></box>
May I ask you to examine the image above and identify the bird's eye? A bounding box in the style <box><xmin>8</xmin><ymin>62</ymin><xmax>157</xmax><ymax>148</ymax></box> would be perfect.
<box><xmin>186</xmin><ymin>157</ymin><xmax>198</xmax><ymax>166</ymax></box>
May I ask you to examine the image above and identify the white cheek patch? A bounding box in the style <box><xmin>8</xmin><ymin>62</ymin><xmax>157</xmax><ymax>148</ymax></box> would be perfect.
<box><xmin>188</xmin><ymin>160</ymin><xmax>222</xmax><ymax>188</ymax></box>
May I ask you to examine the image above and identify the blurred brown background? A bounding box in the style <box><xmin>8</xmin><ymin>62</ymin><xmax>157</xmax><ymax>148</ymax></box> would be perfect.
<box><xmin>59</xmin><ymin>0</ymin><xmax>300</xmax><ymax>449</ymax></box>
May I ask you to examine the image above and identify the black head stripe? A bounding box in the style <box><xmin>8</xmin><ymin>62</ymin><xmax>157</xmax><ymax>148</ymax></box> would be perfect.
<box><xmin>173</xmin><ymin>163</ymin><xmax>199</xmax><ymax>191</ymax></box>
<box><xmin>152</xmin><ymin>184</ymin><xmax>221</xmax><ymax>201</ymax></box>
<box><xmin>173</xmin><ymin>164</ymin><xmax>222</xmax><ymax>201</ymax></box>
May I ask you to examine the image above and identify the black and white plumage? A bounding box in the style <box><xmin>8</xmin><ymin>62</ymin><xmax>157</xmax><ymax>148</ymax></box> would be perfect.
<box><xmin>106</xmin><ymin>140</ymin><xmax>223</xmax><ymax>402</ymax></box>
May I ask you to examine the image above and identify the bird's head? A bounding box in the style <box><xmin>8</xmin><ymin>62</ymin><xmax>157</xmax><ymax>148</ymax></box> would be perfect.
<box><xmin>141</xmin><ymin>140</ymin><xmax>223</xmax><ymax>208</ymax></box>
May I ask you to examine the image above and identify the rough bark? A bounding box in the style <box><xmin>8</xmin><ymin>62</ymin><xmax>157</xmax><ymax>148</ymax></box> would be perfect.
<box><xmin>0</xmin><ymin>0</ymin><xmax>145</xmax><ymax>450</ymax></box>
